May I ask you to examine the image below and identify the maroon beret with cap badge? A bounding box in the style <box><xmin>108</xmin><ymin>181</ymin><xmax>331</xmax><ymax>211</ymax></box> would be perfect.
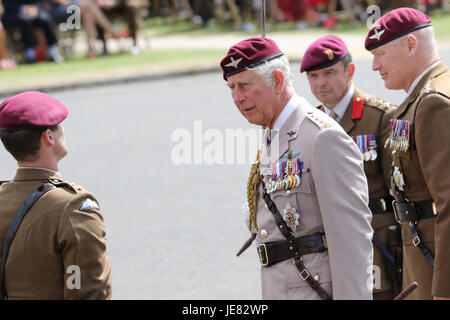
<box><xmin>0</xmin><ymin>91</ymin><xmax>68</xmax><ymax>130</ymax></box>
<box><xmin>220</xmin><ymin>37</ymin><xmax>284</xmax><ymax>81</ymax></box>
<box><xmin>300</xmin><ymin>35</ymin><xmax>349</xmax><ymax>73</ymax></box>
<box><xmin>365</xmin><ymin>7</ymin><xmax>431</xmax><ymax>51</ymax></box>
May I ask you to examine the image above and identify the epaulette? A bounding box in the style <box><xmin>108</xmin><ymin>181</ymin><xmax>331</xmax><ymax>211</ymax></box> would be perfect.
<box><xmin>423</xmin><ymin>77</ymin><xmax>450</xmax><ymax>98</ymax></box>
<box><xmin>363</xmin><ymin>95</ymin><xmax>394</xmax><ymax>112</ymax></box>
<box><xmin>48</xmin><ymin>179</ymin><xmax>84</xmax><ymax>193</ymax></box>
<box><xmin>305</xmin><ymin>110</ymin><xmax>334</xmax><ymax>129</ymax></box>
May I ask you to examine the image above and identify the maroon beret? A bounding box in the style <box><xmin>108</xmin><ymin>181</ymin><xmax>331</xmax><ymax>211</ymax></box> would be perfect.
<box><xmin>300</xmin><ymin>35</ymin><xmax>349</xmax><ymax>73</ymax></box>
<box><xmin>220</xmin><ymin>37</ymin><xmax>284</xmax><ymax>80</ymax></box>
<box><xmin>365</xmin><ymin>7</ymin><xmax>431</xmax><ymax>51</ymax></box>
<box><xmin>0</xmin><ymin>91</ymin><xmax>68</xmax><ymax>130</ymax></box>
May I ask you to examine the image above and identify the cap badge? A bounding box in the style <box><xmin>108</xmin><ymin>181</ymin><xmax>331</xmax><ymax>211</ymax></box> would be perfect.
<box><xmin>369</xmin><ymin>28</ymin><xmax>385</xmax><ymax>41</ymax></box>
<box><xmin>225</xmin><ymin>56</ymin><xmax>243</xmax><ymax>69</ymax></box>
<box><xmin>324</xmin><ymin>49</ymin><xmax>334</xmax><ymax>61</ymax></box>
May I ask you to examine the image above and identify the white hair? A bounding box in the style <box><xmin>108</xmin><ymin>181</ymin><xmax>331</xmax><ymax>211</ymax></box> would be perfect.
<box><xmin>252</xmin><ymin>54</ymin><xmax>294</xmax><ymax>87</ymax></box>
<box><xmin>393</xmin><ymin>26</ymin><xmax>439</xmax><ymax>60</ymax></box>
<box><xmin>411</xmin><ymin>26</ymin><xmax>439</xmax><ymax>60</ymax></box>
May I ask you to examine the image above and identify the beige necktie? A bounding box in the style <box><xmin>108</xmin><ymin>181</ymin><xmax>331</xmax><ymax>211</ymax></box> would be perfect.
<box><xmin>329</xmin><ymin>110</ymin><xmax>339</xmax><ymax>121</ymax></box>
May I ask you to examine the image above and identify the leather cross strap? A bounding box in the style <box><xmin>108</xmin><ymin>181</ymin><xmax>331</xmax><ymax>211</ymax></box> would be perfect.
<box><xmin>0</xmin><ymin>183</ymin><xmax>56</xmax><ymax>300</ymax></box>
<box><xmin>408</xmin><ymin>222</ymin><xmax>435</xmax><ymax>266</ymax></box>
<box><xmin>261</xmin><ymin>181</ymin><xmax>332</xmax><ymax>300</ymax></box>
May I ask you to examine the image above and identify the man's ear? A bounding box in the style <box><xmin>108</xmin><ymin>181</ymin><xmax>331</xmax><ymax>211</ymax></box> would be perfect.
<box><xmin>406</xmin><ymin>34</ymin><xmax>419</xmax><ymax>55</ymax></box>
<box><xmin>41</xmin><ymin>129</ymin><xmax>55</xmax><ymax>146</ymax></box>
<box><xmin>347</xmin><ymin>63</ymin><xmax>355</xmax><ymax>77</ymax></box>
<box><xmin>272</xmin><ymin>70</ymin><xmax>285</xmax><ymax>94</ymax></box>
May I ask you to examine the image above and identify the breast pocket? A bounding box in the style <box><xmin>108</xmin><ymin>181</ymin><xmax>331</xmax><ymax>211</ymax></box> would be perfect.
<box><xmin>269</xmin><ymin>173</ymin><xmax>318</xmax><ymax>230</ymax></box>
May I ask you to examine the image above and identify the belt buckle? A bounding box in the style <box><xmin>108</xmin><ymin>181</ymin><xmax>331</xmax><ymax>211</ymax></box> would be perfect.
<box><xmin>392</xmin><ymin>200</ymin><xmax>401</xmax><ymax>224</ymax></box>
<box><xmin>380</xmin><ymin>198</ymin><xmax>387</xmax><ymax>212</ymax></box>
<box><xmin>412</xmin><ymin>235</ymin><xmax>421</xmax><ymax>247</ymax></box>
<box><xmin>257</xmin><ymin>243</ymin><xmax>269</xmax><ymax>267</ymax></box>
<box><xmin>299</xmin><ymin>269</ymin><xmax>311</xmax><ymax>281</ymax></box>
<box><xmin>432</xmin><ymin>202</ymin><xmax>438</xmax><ymax>216</ymax></box>
<box><xmin>321</xmin><ymin>234</ymin><xmax>328</xmax><ymax>249</ymax></box>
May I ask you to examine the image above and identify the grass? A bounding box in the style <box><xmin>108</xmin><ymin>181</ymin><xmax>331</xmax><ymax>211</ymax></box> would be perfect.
<box><xmin>144</xmin><ymin>10</ymin><xmax>450</xmax><ymax>39</ymax></box>
<box><xmin>0</xmin><ymin>48</ymin><xmax>224</xmax><ymax>92</ymax></box>
<box><xmin>1</xmin><ymin>10</ymin><xmax>448</xmax><ymax>93</ymax></box>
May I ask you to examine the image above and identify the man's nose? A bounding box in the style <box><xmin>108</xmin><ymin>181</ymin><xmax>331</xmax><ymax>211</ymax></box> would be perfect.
<box><xmin>372</xmin><ymin>57</ymin><xmax>380</xmax><ymax>71</ymax></box>
<box><xmin>232</xmin><ymin>88</ymin><xmax>244</xmax><ymax>105</ymax></box>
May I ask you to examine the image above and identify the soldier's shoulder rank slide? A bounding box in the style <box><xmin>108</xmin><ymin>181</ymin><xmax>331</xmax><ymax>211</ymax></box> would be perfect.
<box><xmin>50</xmin><ymin>179</ymin><xmax>84</xmax><ymax>193</ymax></box>
<box><xmin>363</xmin><ymin>95</ymin><xmax>393</xmax><ymax>112</ymax></box>
<box><xmin>265</xmin><ymin>152</ymin><xmax>310</xmax><ymax>194</ymax></box>
<box><xmin>305</xmin><ymin>110</ymin><xmax>333</xmax><ymax>129</ymax></box>
<box><xmin>351</xmin><ymin>134</ymin><xmax>377</xmax><ymax>161</ymax></box>
<box><xmin>386</xmin><ymin>118</ymin><xmax>411</xmax><ymax>153</ymax></box>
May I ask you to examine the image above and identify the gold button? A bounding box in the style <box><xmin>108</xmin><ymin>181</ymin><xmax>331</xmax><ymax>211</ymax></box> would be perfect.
<box><xmin>313</xmin><ymin>274</ymin><xmax>320</xmax><ymax>282</ymax></box>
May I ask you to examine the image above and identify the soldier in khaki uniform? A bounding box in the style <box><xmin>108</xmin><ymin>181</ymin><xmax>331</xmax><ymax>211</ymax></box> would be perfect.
<box><xmin>300</xmin><ymin>35</ymin><xmax>400</xmax><ymax>299</ymax></box>
<box><xmin>221</xmin><ymin>37</ymin><xmax>374</xmax><ymax>300</ymax></box>
<box><xmin>0</xmin><ymin>91</ymin><xmax>112</xmax><ymax>299</ymax></box>
<box><xmin>365</xmin><ymin>7</ymin><xmax>450</xmax><ymax>300</ymax></box>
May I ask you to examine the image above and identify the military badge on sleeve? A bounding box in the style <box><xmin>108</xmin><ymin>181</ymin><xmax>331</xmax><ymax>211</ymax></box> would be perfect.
<box><xmin>80</xmin><ymin>198</ymin><xmax>100</xmax><ymax>211</ymax></box>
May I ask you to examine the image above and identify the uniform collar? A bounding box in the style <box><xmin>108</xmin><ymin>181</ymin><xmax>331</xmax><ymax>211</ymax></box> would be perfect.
<box><xmin>407</xmin><ymin>60</ymin><xmax>440</xmax><ymax>96</ymax></box>
<box><xmin>14</xmin><ymin>167</ymin><xmax>63</xmax><ymax>182</ymax></box>
<box><xmin>322</xmin><ymin>84</ymin><xmax>354</xmax><ymax>123</ymax></box>
<box><xmin>273</xmin><ymin>93</ymin><xmax>300</xmax><ymax>130</ymax></box>
<box><xmin>394</xmin><ymin>61</ymin><xmax>448</xmax><ymax>119</ymax></box>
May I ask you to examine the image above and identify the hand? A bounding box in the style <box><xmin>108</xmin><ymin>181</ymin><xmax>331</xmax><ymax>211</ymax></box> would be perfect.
<box><xmin>21</xmin><ymin>5</ymin><xmax>39</xmax><ymax>19</ymax></box>
<box><xmin>97</xmin><ymin>0</ymin><xmax>116</xmax><ymax>9</ymax></box>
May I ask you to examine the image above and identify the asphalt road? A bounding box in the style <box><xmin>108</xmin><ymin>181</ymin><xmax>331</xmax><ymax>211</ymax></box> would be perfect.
<box><xmin>0</xmin><ymin>51</ymin><xmax>449</xmax><ymax>299</ymax></box>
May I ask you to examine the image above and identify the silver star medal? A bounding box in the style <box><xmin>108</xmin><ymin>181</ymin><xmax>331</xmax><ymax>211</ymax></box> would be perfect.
<box><xmin>283</xmin><ymin>202</ymin><xmax>300</xmax><ymax>232</ymax></box>
<box><xmin>393</xmin><ymin>167</ymin><xmax>405</xmax><ymax>191</ymax></box>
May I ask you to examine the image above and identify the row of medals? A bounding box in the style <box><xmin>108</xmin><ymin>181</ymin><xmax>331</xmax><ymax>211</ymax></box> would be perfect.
<box><xmin>265</xmin><ymin>157</ymin><xmax>308</xmax><ymax>194</ymax></box>
<box><xmin>353</xmin><ymin>134</ymin><xmax>378</xmax><ymax>161</ymax></box>
<box><xmin>266</xmin><ymin>174</ymin><xmax>301</xmax><ymax>194</ymax></box>
<box><xmin>389</xmin><ymin>119</ymin><xmax>410</xmax><ymax>191</ymax></box>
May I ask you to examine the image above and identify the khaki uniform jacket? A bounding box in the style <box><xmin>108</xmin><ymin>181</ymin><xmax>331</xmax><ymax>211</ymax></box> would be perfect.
<box><xmin>256</xmin><ymin>95</ymin><xmax>373</xmax><ymax>300</ymax></box>
<box><xmin>387</xmin><ymin>62</ymin><xmax>450</xmax><ymax>299</ymax></box>
<box><xmin>318</xmin><ymin>86</ymin><xmax>397</xmax><ymax>299</ymax></box>
<box><xmin>0</xmin><ymin>168</ymin><xmax>112</xmax><ymax>299</ymax></box>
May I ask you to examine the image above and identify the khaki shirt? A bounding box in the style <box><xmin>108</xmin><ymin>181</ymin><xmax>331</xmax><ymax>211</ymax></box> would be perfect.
<box><xmin>0</xmin><ymin>168</ymin><xmax>112</xmax><ymax>299</ymax></box>
<box><xmin>387</xmin><ymin>62</ymin><xmax>450</xmax><ymax>299</ymax></box>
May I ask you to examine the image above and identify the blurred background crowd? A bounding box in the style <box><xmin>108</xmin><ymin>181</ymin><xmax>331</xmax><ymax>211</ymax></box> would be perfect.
<box><xmin>0</xmin><ymin>0</ymin><xmax>448</xmax><ymax>70</ymax></box>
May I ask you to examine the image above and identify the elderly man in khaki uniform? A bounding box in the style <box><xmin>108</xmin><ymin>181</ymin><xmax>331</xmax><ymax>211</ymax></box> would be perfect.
<box><xmin>0</xmin><ymin>91</ymin><xmax>112</xmax><ymax>300</ymax></box>
<box><xmin>365</xmin><ymin>7</ymin><xmax>450</xmax><ymax>300</ymax></box>
<box><xmin>221</xmin><ymin>37</ymin><xmax>374</xmax><ymax>300</ymax></box>
<box><xmin>300</xmin><ymin>35</ymin><xmax>399</xmax><ymax>299</ymax></box>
